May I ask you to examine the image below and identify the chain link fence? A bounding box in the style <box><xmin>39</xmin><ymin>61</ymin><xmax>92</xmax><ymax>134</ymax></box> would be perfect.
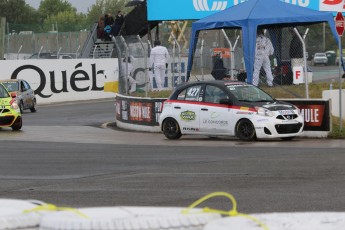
<box><xmin>188</xmin><ymin>24</ymin><xmax>337</xmax><ymax>98</ymax></box>
<box><xmin>113</xmin><ymin>34</ymin><xmax>188</xmax><ymax>95</ymax></box>
<box><xmin>2</xmin><ymin>21</ymin><xmax>338</xmax><ymax>98</ymax></box>
<box><xmin>5</xmin><ymin>31</ymin><xmax>89</xmax><ymax>60</ymax></box>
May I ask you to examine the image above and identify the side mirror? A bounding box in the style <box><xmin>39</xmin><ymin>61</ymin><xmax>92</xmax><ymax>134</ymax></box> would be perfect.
<box><xmin>219</xmin><ymin>98</ymin><xmax>232</xmax><ymax>105</ymax></box>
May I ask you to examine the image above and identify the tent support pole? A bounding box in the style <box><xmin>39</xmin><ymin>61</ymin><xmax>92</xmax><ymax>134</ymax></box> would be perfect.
<box><xmin>222</xmin><ymin>29</ymin><xmax>239</xmax><ymax>80</ymax></box>
<box><xmin>294</xmin><ymin>27</ymin><xmax>309</xmax><ymax>99</ymax></box>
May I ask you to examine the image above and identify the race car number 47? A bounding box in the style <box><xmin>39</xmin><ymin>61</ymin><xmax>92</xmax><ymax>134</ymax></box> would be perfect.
<box><xmin>278</xmin><ymin>110</ymin><xmax>295</xmax><ymax>115</ymax></box>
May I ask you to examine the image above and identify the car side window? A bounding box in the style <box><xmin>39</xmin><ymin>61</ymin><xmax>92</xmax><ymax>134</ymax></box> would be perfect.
<box><xmin>20</xmin><ymin>81</ymin><xmax>26</xmax><ymax>92</ymax></box>
<box><xmin>23</xmin><ymin>80</ymin><xmax>31</xmax><ymax>90</ymax></box>
<box><xmin>177</xmin><ymin>89</ymin><xmax>187</xmax><ymax>100</ymax></box>
<box><xmin>204</xmin><ymin>85</ymin><xmax>228</xmax><ymax>104</ymax></box>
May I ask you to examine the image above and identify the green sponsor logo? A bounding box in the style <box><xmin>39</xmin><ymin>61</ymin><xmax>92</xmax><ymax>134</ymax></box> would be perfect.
<box><xmin>180</xmin><ymin>111</ymin><xmax>196</xmax><ymax>121</ymax></box>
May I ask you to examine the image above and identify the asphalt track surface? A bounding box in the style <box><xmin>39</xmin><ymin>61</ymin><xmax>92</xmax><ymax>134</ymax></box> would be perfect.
<box><xmin>0</xmin><ymin>99</ymin><xmax>345</xmax><ymax>214</ymax></box>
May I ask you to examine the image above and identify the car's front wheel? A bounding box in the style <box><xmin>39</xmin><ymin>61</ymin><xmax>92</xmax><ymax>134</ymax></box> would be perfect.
<box><xmin>11</xmin><ymin>117</ymin><xmax>22</xmax><ymax>131</ymax></box>
<box><xmin>235</xmin><ymin>119</ymin><xmax>256</xmax><ymax>141</ymax></box>
<box><xmin>162</xmin><ymin>118</ymin><xmax>182</xmax><ymax>139</ymax></box>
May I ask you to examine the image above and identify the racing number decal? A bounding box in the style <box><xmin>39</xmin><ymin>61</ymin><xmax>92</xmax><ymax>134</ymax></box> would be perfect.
<box><xmin>187</xmin><ymin>87</ymin><xmax>200</xmax><ymax>97</ymax></box>
<box><xmin>0</xmin><ymin>106</ymin><xmax>5</xmax><ymax>114</ymax></box>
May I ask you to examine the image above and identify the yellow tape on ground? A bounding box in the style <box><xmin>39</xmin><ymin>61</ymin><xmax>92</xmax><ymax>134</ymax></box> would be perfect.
<box><xmin>182</xmin><ymin>192</ymin><xmax>269</xmax><ymax>230</ymax></box>
<box><xmin>104</xmin><ymin>81</ymin><xmax>119</xmax><ymax>93</ymax></box>
<box><xmin>23</xmin><ymin>203</ymin><xmax>90</xmax><ymax>219</ymax></box>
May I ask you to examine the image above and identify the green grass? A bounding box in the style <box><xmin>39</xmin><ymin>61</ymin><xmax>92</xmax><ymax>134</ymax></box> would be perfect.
<box><xmin>131</xmin><ymin>81</ymin><xmax>345</xmax><ymax>138</ymax></box>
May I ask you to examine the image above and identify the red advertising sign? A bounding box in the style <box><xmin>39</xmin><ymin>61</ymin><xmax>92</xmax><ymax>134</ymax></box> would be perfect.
<box><xmin>213</xmin><ymin>48</ymin><xmax>231</xmax><ymax>58</ymax></box>
<box><xmin>335</xmin><ymin>12</ymin><xmax>345</xmax><ymax>36</ymax></box>
<box><xmin>286</xmin><ymin>100</ymin><xmax>331</xmax><ymax>132</ymax></box>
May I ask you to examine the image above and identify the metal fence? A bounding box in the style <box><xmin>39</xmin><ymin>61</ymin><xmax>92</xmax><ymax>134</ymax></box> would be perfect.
<box><xmin>113</xmin><ymin>35</ymin><xmax>188</xmax><ymax>96</ymax></box>
<box><xmin>5</xmin><ymin>31</ymin><xmax>89</xmax><ymax>60</ymax></box>
<box><xmin>3</xmin><ymin>22</ymin><xmax>337</xmax><ymax>99</ymax></box>
<box><xmin>188</xmin><ymin>25</ymin><xmax>336</xmax><ymax>99</ymax></box>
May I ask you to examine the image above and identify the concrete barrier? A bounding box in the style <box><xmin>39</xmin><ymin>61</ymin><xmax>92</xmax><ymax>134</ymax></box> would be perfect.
<box><xmin>0</xmin><ymin>59</ymin><xmax>119</xmax><ymax>104</ymax></box>
<box><xmin>322</xmin><ymin>89</ymin><xmax>345</xmax><ymax>120</ymax></box>
<box><xmin>116</xmin><ymin>95</ymin><xmax>331</xmax><ymax>138</ymax></box>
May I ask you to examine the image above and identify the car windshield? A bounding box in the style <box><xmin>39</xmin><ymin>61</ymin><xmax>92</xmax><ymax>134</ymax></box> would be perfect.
<box><xmin>0</xmin><ymin>84</ymin><xmax>10</xmax><ymax>98</ymax></box>
<box><xmin>226</xmin><ymin>84</ymin><xmax>274</xmax><ymax>102</ymax></box>
<box><xmin>2</xmin><ymin>82</ymin><xmax>18</xmax><ymax>92</ymax></box>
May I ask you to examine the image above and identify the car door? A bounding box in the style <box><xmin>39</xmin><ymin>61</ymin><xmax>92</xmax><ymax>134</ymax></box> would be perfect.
<box><xmin>199</xmin><ymin>84</ymin><xmax>233</xmax><ymax>135</ymax></box>
<box><xmin>23</xmin><ymin>80</ymin><xmax>34</xmax><ymax>106</ymax></box>
<box><xmin>19</xmin><ymin>80</ymin><xmax>30</xmax><ymax>108</ymax></box>
<box><xmin>171</xmin><ymin>84</ymin><xmax>204</xmax><ymax>134</ymax></box>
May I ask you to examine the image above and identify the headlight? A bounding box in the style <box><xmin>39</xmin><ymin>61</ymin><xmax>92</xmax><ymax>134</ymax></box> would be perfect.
<box><xmin>255</xmin><ymin>107</ymin><xmax>275</xmax><ymax>117</ymax></box>
<box><xmin>11</xmin><ymin>101</ymin><xmax>19</xmax><ymax>110</ymax></box>
<box><xmin>292</xmin><ymin>105</ymin><xmax>302</xmax><ymax>115</ymax></box>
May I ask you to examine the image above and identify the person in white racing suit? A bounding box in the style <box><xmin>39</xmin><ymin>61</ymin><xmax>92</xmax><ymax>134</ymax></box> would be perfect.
<box><xmin>252</xmin><ymin>29</ymin><xmax>274</xmax><ymax>87</ymax></box>
<box><xmin>150</xmin><ymin>40</ymin><xmax>170</xmax><ymax>90</ymax></box>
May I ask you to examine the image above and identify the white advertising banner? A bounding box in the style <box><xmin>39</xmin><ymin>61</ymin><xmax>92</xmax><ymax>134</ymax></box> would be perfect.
<box><xmin>319</xmin><ymin>0</ymin><xmax>345</xmax><ymax>12</ymax></box>
<box><xmin>147</xmin><ymin>0</ymin><xmax>343</xmax><ymax>21</ymax></box>
<box><xmin>0</xmin><ymin>59</ymin><xmax>119</xmax><ymax>104</ymax></box>
<box><xmin>293</xmin><ymin>66</ymin><xmax>304</xmax><ymax>85</ymax></box>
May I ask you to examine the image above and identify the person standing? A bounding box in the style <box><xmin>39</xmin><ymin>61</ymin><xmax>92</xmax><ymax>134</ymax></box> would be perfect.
<box><xmin>289</xmin><ymin>28</ymin><xmax>304</xmax><ymax>68</ymax></box>
<box><xmin>103</xmin><ymin>13</ymin><xmax>114</xmax><ymax>41</ymax></box>
<box><xmin>97</xmin><ymin>15</ymin><xmax>105</xmax><ymax>40</ymax></box>
<box><xmin>252</xmin><ymin>29</ymin><xmax>274</xmax><ymax>86</ymax></box>
<box><xmin>150</xmin><ymin>40</ymin><xmax>170</xmax><ymax>90</ymax></box>
<box><xmin>112</xmin><ymin>10</ymin><xmax>125</xmax><ymax>37</ymax></box>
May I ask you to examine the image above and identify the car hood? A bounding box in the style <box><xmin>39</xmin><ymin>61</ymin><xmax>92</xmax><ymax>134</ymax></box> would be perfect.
<box><xmin>246</xmin><ymin>100</ymin><xmax>296</xmax><ymax>111</ymax></box>
<box><xmin>0</xmin><ymin>97</ymin><xmax>12</xmax><ymax>106</ymax></box>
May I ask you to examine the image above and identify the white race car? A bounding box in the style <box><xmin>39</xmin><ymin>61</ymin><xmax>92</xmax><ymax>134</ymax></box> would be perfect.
<box><xmin>159</xmin><ymin>80</ymin><xmax>304</xmax><ymax>141</ymax></box>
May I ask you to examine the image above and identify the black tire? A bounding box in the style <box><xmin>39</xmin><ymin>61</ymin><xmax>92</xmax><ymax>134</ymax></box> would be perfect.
<box><xmin>281</xmin><ymin>136</ymin><xmax>295</xmax><ymax>141</ymax></box>
<box><xmin>235</xmin><ymin>119</ymin><xmax>256</xmax><ymax>141</ymax></box>
<box><xmin>162</xmin><ymin>118</ymin><xmax>182</xmax><ymax>139</ymax></box>
<box><xmin>11</xmin><ymin>117</ymin><xmax>22</xmax><ymax>131</ymax></box>
<box><xmin>133</xmin><ymin>68</ymin><xmax>146</xmax><ymax>88</ymax></box>
<box><xmin>19</xmin><ymin>101</ymin><xmax>24</xmax><ymax>114</ymax></box>
<box><xmin>30</xmin><ymin>99</ymin><xmax>37</xmax><ymax>112</ymax></box>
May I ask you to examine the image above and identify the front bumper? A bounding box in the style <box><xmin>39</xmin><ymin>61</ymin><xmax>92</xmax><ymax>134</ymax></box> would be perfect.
<box><xmin>0</xmin><ymin>107</ymin><xmax>21</xmax><ymax>127</ymax></box>
<box><xmin>253</xmin><ymin>116</ymin><xmax>304</xmax><ymax>139</ymax></box>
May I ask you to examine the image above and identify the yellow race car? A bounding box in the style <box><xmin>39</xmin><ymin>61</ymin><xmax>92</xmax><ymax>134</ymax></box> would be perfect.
<box><xmin>0</xmin><ymin>83</ymin><xmax>22</xmax><ymax>131</ymax></box>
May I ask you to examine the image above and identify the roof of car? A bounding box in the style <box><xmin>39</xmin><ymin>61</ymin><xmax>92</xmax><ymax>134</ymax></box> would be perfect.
<box><xmin>0</xmin><ymin>79</ymin><xmax>21</xmax><ymax>83</ymax></box>
<box><xmin>176</xmin><ymin>80</ymin><xmax>248</xmax><ymax>88</ymax></box>
<box><xmin>0</xmin><ymin>79</ymin><xmax>19</xmax><ymax>82</ymax></box>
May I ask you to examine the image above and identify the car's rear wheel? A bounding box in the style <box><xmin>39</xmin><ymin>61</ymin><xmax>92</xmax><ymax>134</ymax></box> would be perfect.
<box><xmin>236</xmin><ymin>119</ymin><xmax>256</xmax><ymax>141</ymax></box>
<box><xmin>30</xmin><ymin>99</ymin><xmax>37</xmax><ymax>112</ymax></box>
<box><xmin>162</xmin><ymin>118</ymin><xmax>182</xmax><ymax>139</ymax></box>
<box><xmin>11</xmin><ymin>117</ymin><xmax>22</xmax><ymax>131</ymax></box>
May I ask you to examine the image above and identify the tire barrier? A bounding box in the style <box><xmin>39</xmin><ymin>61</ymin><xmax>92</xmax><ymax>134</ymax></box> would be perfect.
<box><xmin>1</xmin><ymin>193</ymin><xmax>345</xmax><ymax>229</ymax></box>
<box><xmin>0</xmin><ymin>199</ymin><xmax>46</xmax><ymax>230</ymax></box>
<box><xmin>204</xmin><ymin>212</ymin><xmax>345</xmax><ymax>230</ymax></box>
<box><xmin>39</xmin><ymin>207</ymin><xmax>221</xmax><ymax>230</ymax></box>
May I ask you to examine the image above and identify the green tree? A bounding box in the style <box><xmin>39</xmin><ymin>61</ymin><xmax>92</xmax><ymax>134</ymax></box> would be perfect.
<box><xmin>0</xmin><ymin>0</ymin><xmax>40</xmax><ymax>32</ymax></box>
<box><xmin>0</xmin><ymin>0</ymin><xmax>39</xmax><ymax>24</ymax></box>
<box><xmin>38</xmin><ymin>0</ymin><xmax>76</xmax><ymax>20</ymax></box>
<box><xmin>86</xmin><ymin>0</ymin><xmax>129</xmax><ymax>25</ymax></box>
<box><xmin>43</xmin><ymin>10</ymin><xmax>87</xmax><ymax>32</ymax></box>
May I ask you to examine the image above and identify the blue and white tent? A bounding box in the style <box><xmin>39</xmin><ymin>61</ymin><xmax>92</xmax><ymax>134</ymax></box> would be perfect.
<box><xmin>187</xmin><ymin>0</ymin><xmax>339</xmax><ymax>83</ymax></box>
